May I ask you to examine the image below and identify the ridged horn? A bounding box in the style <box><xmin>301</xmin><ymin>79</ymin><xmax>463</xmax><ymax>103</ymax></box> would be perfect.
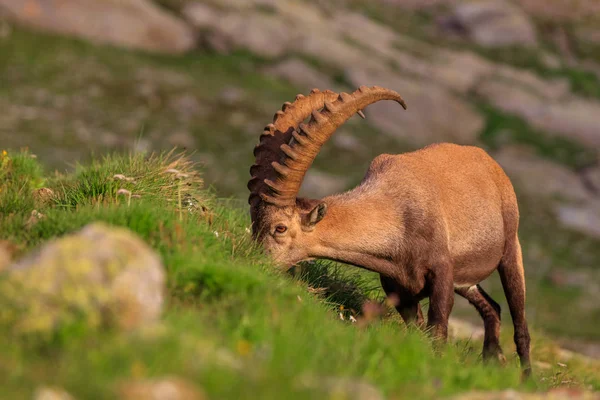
<box><xmin>262</xmin><ymin>86</ymin><xmax>406</xmax><ymax>206</ymax></box>
<box><xmin>248</xmin><ymin>89</ymin><xmax>340</xmax><ymax>216</ymax></box>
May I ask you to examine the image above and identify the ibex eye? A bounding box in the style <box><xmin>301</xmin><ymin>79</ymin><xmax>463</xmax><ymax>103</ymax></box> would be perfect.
<box><xmin>275</xmin><ymin>225</ymin><xmax>287</xmax><ymax>234</ymax></box>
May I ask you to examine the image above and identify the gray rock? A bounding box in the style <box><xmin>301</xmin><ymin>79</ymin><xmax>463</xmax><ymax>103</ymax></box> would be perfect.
<box><xmin>446</xmin><ymin>0</ymin><xmax>538</xmax><ymax>47</ymax></box>
<box><xmin>0</xmin><ymin>223</ymin><xmax>165</xmax><ymax>336</ymax></box>
<box><xmin>298</xmin><ymin>34</ymin><xmax>376</xmax><ymax>72</ymax></box>
<box><xmin>476</xmin><ymin>80</ymin><xmax>600</xmax><ymax>148</ymax></box>
<box><xmin>184</xmin><ymin>3</ymin><xmax>292</xmax><ymax>58</ymax></box>
<box><xmin>493</xmin><ymin>65</ymin><xmax>570</xmax><ymax>100</ymax></box>
<box><xmin>556</xmin><ymin>204</ymin><xmax>600</xmax><ymax>239</ymax></box>
<box><xmin>493</xmin><ymin>145</ymin><xmax>590</xmax><ymax>203</ymax></box>
<box><xmin>0</xmin><ymin>0</ymin><xmax>195</xmax><ymax>54</ymax></box>
<box><xmin>347</xmin><ymin>67</ymin><xmax>484</xmax><ymax>146</ymax></box>
<box><xmin>427</xmin><ymin>50</ymin><xmax>495</xmax><ymax>94</ymax></box>
<box><xmin>263</xmin><ymin>58</ymin><xmax>339</xmax><ymax>93</ymax></box>
<box><xmin>493</xmin><ymin>146</ymin><xmax>600</xmax><ymax>238</ymax></box>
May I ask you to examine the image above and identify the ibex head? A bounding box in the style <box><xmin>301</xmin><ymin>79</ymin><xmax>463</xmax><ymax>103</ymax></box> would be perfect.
<box><xmin>247</xmin><ymin>86</ymin><xmax>406</xmax><ymax>267</ymax></box>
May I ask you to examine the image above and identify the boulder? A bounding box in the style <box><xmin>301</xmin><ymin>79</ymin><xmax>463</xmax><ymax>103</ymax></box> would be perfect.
<box><xmin>0</xmin><ymin>223</ymin><xmax>165</xmax><ymax>338</ymax></box>
<box><xmin>476</xmin><ymin>81</ymin><xmax>600</xmax><ymax>148</ymax></box>
<box><xmin>493</xmin><ymin>65</ymin><xmax>570</xmax><ymax>101</ymax></box>
<box><xmin>262</xmin><ymin>58</ymin><xmax>340</xmax><ymax>93</ymax></box>
<box><xmin>428</xmin><ymin>50</ymin><xmax>495</xmax><ymax>94</ymax></box>
<box><xmin>183</xmin><ymin>3</ymin><xmax>292</xmax><ymax>58</ymax></box>
<box><xmin>556</xmin><ymin>204</ymin><xmax>600</xmax><ymax>239</ymax></box>
<box><xmin>492</xmin><ymin>146</ymin><xmax>590</xmax><ymax>203</ymax></box>
<box><xmin>493</xmin><ymin>146</ymin><xmax>600</xmax><ymax>239</ymax></box>
<box><xmin>0</xmin><ymin>0</ymin><xmax>195</xmax><ymax>54</ymax></box>
<box><xmin>443</xmin><ymin>0</ymin><xmax>538</xmax><ymax>47</ymax></box>
<box><xmin>346</xmin><ymin>67</ymin><xmax>484</xmax><ymax>146</ymax></box>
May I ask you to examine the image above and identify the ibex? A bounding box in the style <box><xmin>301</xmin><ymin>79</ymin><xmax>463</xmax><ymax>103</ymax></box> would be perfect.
<box><xmin>247</xmin><ymin>86</ymin><xmax>531</xmax><ymax>377</ymax></box>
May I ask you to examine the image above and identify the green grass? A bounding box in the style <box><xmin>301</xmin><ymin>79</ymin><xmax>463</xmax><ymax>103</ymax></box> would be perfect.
<box><xmin>2</xmin><ymin>150</ymin><xmax>598</xmax><ymax>399</ymax></box>
<box><xmin>0</xmin><ymin>150</ymin><xmax>45</xmax><ymax>216</ymax></box>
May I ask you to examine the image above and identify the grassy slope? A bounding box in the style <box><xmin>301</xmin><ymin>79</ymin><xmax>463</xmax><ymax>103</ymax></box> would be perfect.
<box><xmin>1</xmin><ymin>151</ymin><xmax>599</xmax><ymax>399</ymax></box>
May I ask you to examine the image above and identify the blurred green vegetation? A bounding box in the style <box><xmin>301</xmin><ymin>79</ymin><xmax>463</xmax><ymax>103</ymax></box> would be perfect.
<box><xmin>1</xmin><ymin>150</ymin><xmax>598</xmax><ymax>399</ymax></box>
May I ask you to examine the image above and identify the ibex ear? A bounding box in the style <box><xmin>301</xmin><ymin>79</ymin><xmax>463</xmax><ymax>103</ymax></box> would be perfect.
<box><xmin>304</xmin><ymin>202</ymin><xmax>327</xmax><ymax>228</ymax></box>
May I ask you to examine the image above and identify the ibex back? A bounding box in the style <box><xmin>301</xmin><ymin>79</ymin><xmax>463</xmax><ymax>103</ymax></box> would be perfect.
<box><xmin>247</xmin><ymin>86</ymin><xmax>531</xmax><ymax>378</ymax></box>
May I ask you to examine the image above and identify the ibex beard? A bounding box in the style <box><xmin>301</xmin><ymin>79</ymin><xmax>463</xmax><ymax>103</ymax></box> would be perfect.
<box><xmin>248</xmin><ymin>86</ymin><xmax>531</xmax><ymax>379</ymax></box>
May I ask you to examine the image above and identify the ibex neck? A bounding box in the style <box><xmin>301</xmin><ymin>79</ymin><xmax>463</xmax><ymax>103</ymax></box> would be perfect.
<box><xmin>308</xmin><ymin>193</ymin><xmax>402</xmax><ymax>276</ymax></box>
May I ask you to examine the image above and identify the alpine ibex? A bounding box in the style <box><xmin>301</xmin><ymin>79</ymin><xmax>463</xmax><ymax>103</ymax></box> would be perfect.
<box><xmin>247</xmin><ymin>86</ymin><xmax>531</xmax><ymax>377</ymax></box>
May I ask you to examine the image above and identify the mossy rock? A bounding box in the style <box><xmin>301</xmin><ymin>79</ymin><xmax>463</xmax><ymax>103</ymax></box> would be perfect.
<box><xmin>0</xmin><ymin>222</ymin><xmax>165</xmax><ymax>342</ymax></box>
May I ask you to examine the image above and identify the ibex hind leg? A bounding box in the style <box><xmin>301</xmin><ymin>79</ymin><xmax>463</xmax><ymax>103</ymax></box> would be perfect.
<box><xmin>498</xmin><ymin>235</ymin><xmax>532</xmax><ymax>379</ymax></box>
<box><xmin>455</xmin><ymin>285</ymin><xmax>506</xmax><ymax>364</ymax></box>
<box><xmin>379</xmin><ymin>275</ymin><xmax>424</xmax><ymax>328</ymax></box>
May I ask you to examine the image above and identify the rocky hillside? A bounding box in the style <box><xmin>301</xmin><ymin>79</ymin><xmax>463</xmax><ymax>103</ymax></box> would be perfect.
<box><xmin>1</xmin><ymin>0</ymin><xmax>600</xmax><ymax>351</ymax></box>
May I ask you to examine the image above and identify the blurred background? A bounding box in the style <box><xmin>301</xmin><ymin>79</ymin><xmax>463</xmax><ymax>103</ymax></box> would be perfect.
<box><xmin>0</xmin><ymin>0</ymin><xmax>599</xmax><ymax>356</ymax></box>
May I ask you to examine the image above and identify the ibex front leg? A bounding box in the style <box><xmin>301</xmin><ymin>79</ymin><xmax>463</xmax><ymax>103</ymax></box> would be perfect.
<box><xmin>427</xmin><ymin>264</ymin><xmax>454</xmax><ymax>341</ymax></box>
<box><xmin>380</xmin><ymin>275</ymin><xmax>425</xmax><ymax>328</ymax></box>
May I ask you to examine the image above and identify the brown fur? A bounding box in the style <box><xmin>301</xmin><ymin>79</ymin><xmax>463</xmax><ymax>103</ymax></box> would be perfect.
<box><xmin>250</xmin><ymin>92</ymin><xmax>531</xmax><ymax>378</ymax></box>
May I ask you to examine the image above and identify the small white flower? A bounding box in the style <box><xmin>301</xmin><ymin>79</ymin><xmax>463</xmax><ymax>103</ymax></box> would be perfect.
<box><xmin>349</xmin><ymin>315</ymin><xmax>357</xmax><ymax>323</ymax></box>
<box><xmin>339</xmin><ymin>312</ymin><xmax>345</xmax><ymax>321</ymax></box>
<box><xmin>213</xmin><ymin>231</ymin><xmax>219</xmax><ymax>238</ymax></box>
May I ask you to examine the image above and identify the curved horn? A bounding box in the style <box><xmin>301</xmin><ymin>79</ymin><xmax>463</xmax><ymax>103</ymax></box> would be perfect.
<box><xmin>264</xmin><ymin>86</ymin><xmax>406</xmax><ymax>206</ymax></box>
<box><xmin>248</xmin><ymin>88</ymin><xmax>340</xmax><ymax>212</ymax></box>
